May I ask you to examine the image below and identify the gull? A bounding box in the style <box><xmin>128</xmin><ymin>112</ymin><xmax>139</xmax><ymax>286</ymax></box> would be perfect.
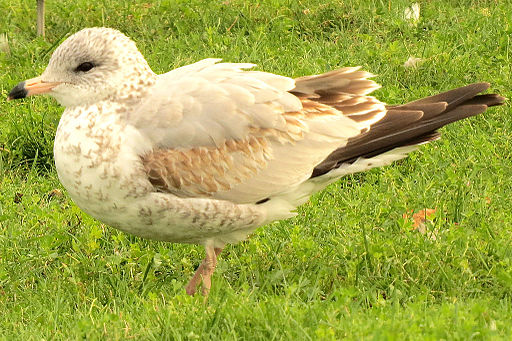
<box><xmin>8</xmin><ymin>28</ymin><xmax>505</xmax><ymax>296</ymax></box>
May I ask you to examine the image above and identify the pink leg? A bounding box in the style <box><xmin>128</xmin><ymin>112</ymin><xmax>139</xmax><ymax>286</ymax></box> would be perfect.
<box><xmin>185</xmin><ymin>246</ymin><xmax>223</xmax><ymax>296</ymax></box>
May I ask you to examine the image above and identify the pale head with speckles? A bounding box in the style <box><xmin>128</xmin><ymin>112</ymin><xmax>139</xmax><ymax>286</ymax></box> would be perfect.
<box><xmin>9</xmin><ymin>28</ymin><xmax>156</xmax><ymax>107</ymax></box>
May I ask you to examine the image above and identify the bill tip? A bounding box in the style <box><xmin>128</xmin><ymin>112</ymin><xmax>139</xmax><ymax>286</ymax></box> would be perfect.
<box><xmin>7</xmin><ymin>81</ymin><xmax>28</xmax><ymax>100</ymax></box>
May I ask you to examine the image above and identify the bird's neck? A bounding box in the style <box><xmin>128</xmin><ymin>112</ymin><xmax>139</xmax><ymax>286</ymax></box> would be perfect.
<box><xmin>113</xmin><ymin>65</ymin><xmax>157</xmax><ymax>104</ymax></box>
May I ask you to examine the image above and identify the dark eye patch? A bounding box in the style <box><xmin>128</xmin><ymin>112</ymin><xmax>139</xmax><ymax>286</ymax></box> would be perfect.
<box><xmin>74</xmin><ymin>62</ymin><xmax>95</xmax><ymax>72</ymax></box>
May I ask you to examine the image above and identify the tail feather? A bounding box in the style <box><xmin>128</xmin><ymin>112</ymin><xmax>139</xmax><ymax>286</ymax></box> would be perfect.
<box><xmin>404</xmin><ymin>83</ymin><xmax>490</xmax><ymax>110</ymax></box>
<box><xmin>311</xmin><ymin>83</ymin><xmax>505</xmax><ymax>178</ymax></box>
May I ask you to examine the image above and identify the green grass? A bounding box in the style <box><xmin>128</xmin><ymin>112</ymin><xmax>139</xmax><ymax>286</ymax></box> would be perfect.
<box><xmin>1</xmin><ymin>0</ymin><xmax>512</xmax><ymax>339</ymax></box>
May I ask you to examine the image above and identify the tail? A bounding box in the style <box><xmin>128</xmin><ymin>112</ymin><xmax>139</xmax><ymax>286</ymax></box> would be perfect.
<box><xmin>310</xmin><ymin>83</ymin><xmax>506</xmax><ymax>178</ymax></box>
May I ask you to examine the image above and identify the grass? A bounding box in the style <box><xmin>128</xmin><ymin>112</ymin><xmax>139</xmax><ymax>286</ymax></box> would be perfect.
<box><xmin>1</xmin><ymin>0</ymin><xmax>511</xmax><ymax>339</ymax></box>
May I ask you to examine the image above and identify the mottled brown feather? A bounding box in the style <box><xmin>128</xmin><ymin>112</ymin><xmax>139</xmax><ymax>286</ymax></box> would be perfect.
<box><xmin>141</xmin><ymin>99</ymin><xmax>345</xmax><ymax>197</ymax></box>
<box><xmin>142</xmin><ymin>136</ymin><xmax>271</xmax><ymax>197</ymax></box>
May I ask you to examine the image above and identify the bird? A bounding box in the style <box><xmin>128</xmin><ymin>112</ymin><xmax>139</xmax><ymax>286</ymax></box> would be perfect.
<box><xmin>7</xmin><ymin>27</ymin><xmax>505</xmax><ymax>296</ymax></box>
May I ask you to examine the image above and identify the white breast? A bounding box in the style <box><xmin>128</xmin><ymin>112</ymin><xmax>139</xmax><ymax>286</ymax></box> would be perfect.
<box><xmin>54</xmin><ymin>103</ymin><xmax>153</xmax><ymax>225</ymax></box>
<box><xmin>53</xmin><ymin>103</ymin><xmax>268</xmax><ymax>246</ymax></box>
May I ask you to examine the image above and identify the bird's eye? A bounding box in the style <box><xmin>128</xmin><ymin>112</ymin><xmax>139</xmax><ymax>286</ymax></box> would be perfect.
<box><xmin>74</xmin><ymin>62</ymin><xmax>95</xmax><ymax>72</ymax></box>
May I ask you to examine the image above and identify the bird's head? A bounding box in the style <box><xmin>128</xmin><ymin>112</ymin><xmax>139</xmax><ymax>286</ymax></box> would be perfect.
<box><xmin>8</xmin><ymin>27</ymin><xmax>155</xmax><ymax>107</ymax></box>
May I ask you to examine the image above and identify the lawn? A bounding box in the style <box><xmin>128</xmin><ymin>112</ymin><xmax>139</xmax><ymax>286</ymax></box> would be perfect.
<box><xmin>1</xmin><ymin>0</ymin><xmax>511</xmax><ymax>339</ymax></box>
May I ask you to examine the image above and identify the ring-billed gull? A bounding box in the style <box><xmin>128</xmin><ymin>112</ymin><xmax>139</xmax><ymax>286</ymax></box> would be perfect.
<box><xmin>7</xmin><ymin>28</ymin><xmax>505</xmax><ymax>296</ymax></box>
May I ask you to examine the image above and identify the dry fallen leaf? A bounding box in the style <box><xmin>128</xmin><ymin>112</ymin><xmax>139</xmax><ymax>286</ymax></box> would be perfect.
<box><xmin>411</xmin><ymin>209</ymin><xmax>436</xmax><ymax>228</ymax></box>
<box><xmin>403</xmin><ymin>208</ymin><xmax>437</xmax><ymax>239</ymax></box>
<box><xmin>403</xmin><ymin>56</ymin><xmax>423</xmax><ymax>68</ymax></box>
<box><xmin>48</xmin><ymin>189</ymin><xmax>63</xmax><ymax>198</ymax></box>
<box><xmin>404</xmin><ymin>3</ymin><xmax>420</xmax><ymax>26</ymax></box>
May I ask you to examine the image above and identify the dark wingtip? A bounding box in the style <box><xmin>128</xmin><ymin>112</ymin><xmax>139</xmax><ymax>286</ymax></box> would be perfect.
<box><xmin>476</xmin><ymin>82</ymin><xmax>491</xmax><ymax>90</ymax></box>
<box><xmin>7</xmin><ymin>81</ymin><xmax>28</xmax><ymax>101</ymax></box>
<box><xmin>495</xmin><ymin>95</ymin><xmax>507</xmax><ymax>105</ymax></box>
<box><xmin>465</xmin><ymin>82</ymin><xmax>491</xmax><ymax>93</ymax></box>
<box><xmin>464</xmin><ymin>93</ymin><xmax>507</xmax><ymax>107</ymax></box>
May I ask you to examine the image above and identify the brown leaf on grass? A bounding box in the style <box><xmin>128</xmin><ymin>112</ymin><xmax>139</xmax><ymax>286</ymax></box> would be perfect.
<box><xmin>403</xmin><ymin>208</ymin><xmax>437</xmax><ymax>239</ymax></box>
<box><xmin>48</xmin><ymin>189</ymin><xmax>63</xmax><ymax>198</ymax></box>
<box><xmin>411</xmin><ymin>209</ymin><xmax>436</xmax><ymax>228</ymax></box>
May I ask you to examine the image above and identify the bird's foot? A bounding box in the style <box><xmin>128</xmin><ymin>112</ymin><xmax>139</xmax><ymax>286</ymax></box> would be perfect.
<box><xmin>185</xmin><ymin>246</ymin><xmax>223</xmax><ymax>296</ymax></box>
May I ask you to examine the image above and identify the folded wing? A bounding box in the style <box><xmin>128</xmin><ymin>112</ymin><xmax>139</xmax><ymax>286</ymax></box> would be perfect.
<box><xmin>129</xmin><ymin>60</ymin><xmax>384</xmax><ymax>203</ymax></box>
